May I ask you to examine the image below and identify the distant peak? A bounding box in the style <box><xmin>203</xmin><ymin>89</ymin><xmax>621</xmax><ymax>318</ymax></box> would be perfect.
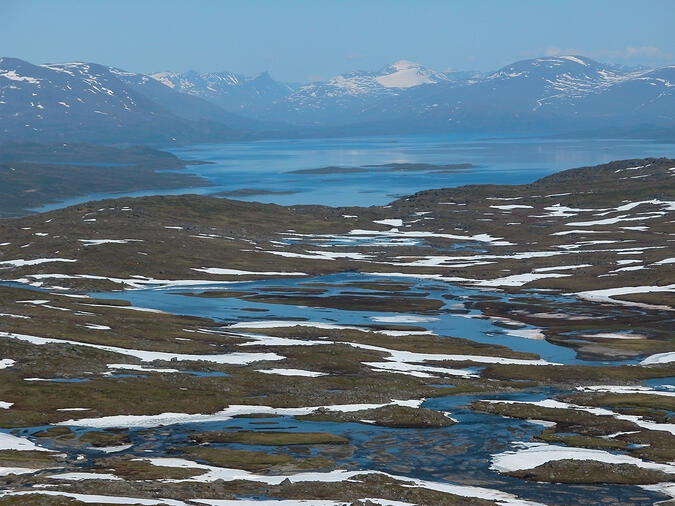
<box><xmin>251</xmin><ymin>71</ymin><xmax>273</xmax><ymax>81</ymax></box>
<box><xmin>375</xmin><ymin>60</ymin><xmax>446</xmax><ymax>88</ymax></box>
<box><xmin>389</xmin><ymin>59</ymin><xmax>422</xmax><ymax>70</ymax></box>
<box><xmin>555</xmin><ymin>55</ymin><xmax>590</xmax><ymax>66</ymax></box>
<box><xmin>150</xmin><ymin>71</ymin><xmax>178</xmax><ymax>77</ymax></box>
<box><xmin>149</xmin><ymin>71</ymin><xmax>178</xmax><ymax>88</ymax></box>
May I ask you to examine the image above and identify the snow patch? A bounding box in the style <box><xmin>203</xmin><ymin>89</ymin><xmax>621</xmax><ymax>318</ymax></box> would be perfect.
<box><xmin>491</xmin><ymin>442</ymin><xmax>675</xmax><ymax>474</ymax></box>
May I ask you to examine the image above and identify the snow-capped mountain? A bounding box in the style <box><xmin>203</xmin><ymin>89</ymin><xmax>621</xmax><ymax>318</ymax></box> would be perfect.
<box><xmin>114</xmin><ymin>69</ymin><xmax>266</xmax><ymax>127</ymax></box>
<box><xmin>468</xmin><ymin>55</ymin><xmax>673</xmax><ymax>122</ymax></box>
<box><xmin>283</xmin><ymin>60</ymin><xmax>447</xmax><ymax>101</ymax></box>
<box><xmin>151</xmin><ymin>60</ymin><xmax>445</xmax><ymax>103</ymax></box>
<box><xmin>146</xmin><ymin>60</ymin><xmax>452</xmax><ymax>125</ymax></box>
<box><xmin>287</xmin><ymin>55</ymin><xmax>673</xmax><ymax>133</ymax></box>
<box><xmin>146</xmin><ymin>55</ymin><xmax>673</xmax><ymax>133</ymax></box>
<box><xmin>1</xmin><ymin>55</ymin><xmax>672</xmax><ymax>142</ymax></box>
<box><xmin>567</xmin><ymin>65</ymin><xmax>675</xmax><ymax>121</ymax></box>
<box><xmin>348</xmin><ymin>55</ymin><xmax>673</xmax><ymax>134</ymax></box>
<box><xmin>269</xmin><ymin>60</ymin><xmax>452</xmax><ymax>125</ymax></box>
<box><xmin>148</xmin><ymin>70</ymin><xmax>294</xmax><ymax>117</ymax></box>
<box><xmin>0</xmin><ymin>57</ymin><xmax>261</xmax><ymax>143</ymax></box>
<box><xmin>374</xmin><ymin>60</ymin><xmax>448</xmax><ymax>88</ymax></box>
<box><xmin>0</xmin><ymin>58</ymin><xmax>153</xmax><ymax>127</ymax></box>
<box><xmin>483</xmin><ymin>55</ymin><xmax>643</xmax><ymax>110</ymax></box>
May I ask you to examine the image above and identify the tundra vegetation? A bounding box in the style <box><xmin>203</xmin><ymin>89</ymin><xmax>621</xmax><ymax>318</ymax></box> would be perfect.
<box><xmin>0</xmin><ymin>158</ymin><xmax>672</xmax><ymax>504</ymax></box>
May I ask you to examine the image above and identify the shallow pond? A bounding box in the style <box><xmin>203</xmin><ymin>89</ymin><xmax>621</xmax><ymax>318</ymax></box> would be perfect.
<box><xmin>90</xmin><ymin>272</ymin><xmax>635</xmax><ymax>366</ymax></box>
<box><xmin>19</xmin><ymin>388</ymin><xmax>667</xmax><ymax>505</ymax></box>
<box><xmin>1</xmin><ymin>272</ymin><xmax>669</xmax><ymax>504</ymax></box>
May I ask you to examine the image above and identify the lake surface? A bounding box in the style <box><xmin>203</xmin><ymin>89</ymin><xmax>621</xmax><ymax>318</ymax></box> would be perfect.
<box><xmin>170</xmin><ymin>135</ymin><xmax>675</xmax><ymax>206</ymax></box>
<box><xmin>33</xmin><ymin>134</ymin><xmax>675</xmax><ymax>211</ymax></box>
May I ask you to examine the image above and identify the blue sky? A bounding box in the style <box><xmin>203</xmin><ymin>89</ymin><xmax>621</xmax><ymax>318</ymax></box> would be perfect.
<box><xmin>1</xmin><ymin>0</ymin><xmax>673</xmax><ymax>81</ymax></box>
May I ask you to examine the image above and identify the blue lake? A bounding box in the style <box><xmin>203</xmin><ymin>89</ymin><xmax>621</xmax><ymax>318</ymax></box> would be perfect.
<box><xmin>33</xmin><ymin>134</ymin><xmax>675</xmax><ymax>211</ymax></box>
<box><xmin>170</xmin><ymin>135</ymin><xmax>675</xmax><ymax>206</ymax></box>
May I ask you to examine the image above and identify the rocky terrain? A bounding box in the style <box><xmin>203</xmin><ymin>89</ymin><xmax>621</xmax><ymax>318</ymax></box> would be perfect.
<box><xmin>0</xmin><ymin>158</ymin><xmax>673</xmax><ymax>505</ymax></box>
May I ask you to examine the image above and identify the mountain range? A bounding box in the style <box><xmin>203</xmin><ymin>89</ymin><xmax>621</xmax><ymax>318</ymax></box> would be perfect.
<box><xmin>1</xmin><ymin>55</ymin><xmax>672</xmax><ymax>143</ymax></box>
<box><xmin>0</xmin><ymin>57</ymin><xmax>266</xmax><ymax>143</ymax></box>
